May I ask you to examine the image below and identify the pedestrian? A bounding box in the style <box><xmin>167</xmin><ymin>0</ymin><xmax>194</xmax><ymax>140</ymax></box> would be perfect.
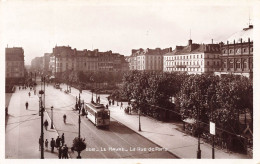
<box><xmin>45</xmin><ymin>139</ymin><xmax>49</xmax><ymax>150</ymax></box>
<box><xmin>56</xmin><ymin>136</ymin><xmax>61</xmax><ymax>149</ymax></box>
<box><xmin>28</xmin><ymin>92</ymin><xmax>31</xmax><ymax>97</ymax></box>
<box><xmin>58</xmin><ymin>146</ymin><xmax>62</xmax><ymax>159</ymax></box>
<box><xmin>25</xmin><ymin>101</ymin><xmax>29</xmax><ymax>110</ymax></box>
<box><xmin>120</xmin><ymin>102</ymin><xmax>123</xmax><ymax>109</ymax></box>
<box><xmin>98</xmin><ymin>96</ymin><xmax>100</xmax><ymax>103</ymax></box>
<box><xmin>63</xmin><ymin>144</ymin><xmax>68</xmax><ymax>159</ymax></box>
<box><xmin>39</xmin><ymin>136</ymin><xmax>42</xmax><ymax>151</ymax></box>
<box><xmin>61</xmin><ymin>133</ymin><xmax>65</xmax><ymax>146</ymax></box>
<box><xmin>50</xmin><ymin>138</ymin><xmax>55</xmax><ymax>153</ymax></box>
<box><xmin>106</xmin><ymin>104</ymin><xmax>108</xmax><ymax>109</ymax></box>
<box><xmin>19</xmin><ymin>86</ymin><xmax>20</xmax><ymax>90</ymax></box>
<box><xmin>34</xmin><ymin>89</ymin><xmax>36</xmax><ymax>95</ymax></box>
<box><xmin>112</xmin><ymin>99</ymin><xmax>114</xmax><ymax>105</ymax></box>
<box><xmin>44</xmin><ymin>119</ymin><xmax>49</xmax><ymax>130</ymax></box>
<box><xmin>5</xmin><ymin>106</ymin><xmax>8</xmax><ymax>115</ymax></box>
<box><xmin>109</xmin><ymin>100</ymin><xmax>111</xmax><ymax>106</ymax></box>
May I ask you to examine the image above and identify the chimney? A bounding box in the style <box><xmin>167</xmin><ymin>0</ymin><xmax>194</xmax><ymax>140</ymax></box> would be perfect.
<box><xmin>188</xmin><ymin>39</ymin><xmax>192</xmax><ymax>46</ymax></box>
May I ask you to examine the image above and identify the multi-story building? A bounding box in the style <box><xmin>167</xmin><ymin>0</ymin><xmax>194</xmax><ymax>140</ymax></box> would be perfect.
<box><xmin>51</xmin><ymin>46</ymin><xmax>128</xmax><ymax>78</ymax></box>
<box><xmin>5</xmin><ymin>47</ymin><xmax>25</xmax><ymax>84</ymax></box>
<box><xmin>31</xmin><ymin>56</ymin><xmax>44</xmax><ymax>71</ymax></box>
<box><xmin>43</xmin><ymin>53</ymin><xmax>52</xmax><ymax>75</ymax></box>
<box><xmin>215</xmin><ymin>25</ymin><xmax>253</xmax><ymax>78</ymax></box>
<box><xmin>163</xmin><ymin>40</ymin><xmax>221</xmax><ymax>74</ymax></box>
<box><xmin>130</xmin><ymin>47</ymin><xmax>172</xmax><ymax>71</ymax></box>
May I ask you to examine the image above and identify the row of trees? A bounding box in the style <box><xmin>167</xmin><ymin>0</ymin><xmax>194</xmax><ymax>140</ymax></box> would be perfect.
<box><xmin>59</xmin><ymin>70</ymin><xmax>126</xmax><ymax>90</ymax></box>
<box><xmin>120</xmin><ymin>71</ymin><xmax>253</xmax><ymax>135</ymax></box>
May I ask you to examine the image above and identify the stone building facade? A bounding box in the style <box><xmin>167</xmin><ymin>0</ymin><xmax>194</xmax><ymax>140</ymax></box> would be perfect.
<box><xmin>130</xmin><ymin>47</ymin><xmax>172</xmax><ymax>71</ymax></box>
<box><xmin>51</xmin><ymin>46</ymin><xmax>128</xmax><ymax>77</ymax></box>
<box><xmin>163</xmin><ymin>40</ymin><xmax>221</xmax><ymax>74</ymax></box>
<box><xmin>215</xmin><ymin>25</ymin><xmax>253</xmax><ymax>78</ymax></box>
<box><xmin>5</xmin><ymin>47</ymin><xmax>25</xmax><ymax>84</ymax></box>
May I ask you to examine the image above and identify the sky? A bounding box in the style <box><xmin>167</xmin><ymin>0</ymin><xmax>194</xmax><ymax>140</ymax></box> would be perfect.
<box><xmin>0</xmin><ymin>0</ymin><xmax>256</xmax><ymax>65</ymax></box>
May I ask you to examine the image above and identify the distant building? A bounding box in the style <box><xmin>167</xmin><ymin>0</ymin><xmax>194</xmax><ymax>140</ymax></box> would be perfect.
<box><xmin>215</xmin><ymin>25</ymin><xmax>253</xmax><ymax>78</ymax></box>
<box><xmin>43</xmin><ymin>53</ymin><xmax>52</xmax><ymax>75</ymax></box>
<box><xmin>31</xmin><ymin>56</ymin><xmax>44</xmax><ymax>72</ymax></box>
<box><xmin>163</xmin><ymin>40</ymin><xmax>221</xmax><ymax>74</ymax></box>
<box><xmin>5</xmin><ymin>47</ymin><xmax>25</xmax><ymax>84</ymax></box>
<box><xmin>51</xmin><ymin>46</ymin><xmax>128</xmax><ymax>78</ymax></box>
<box><xmin>130</xmin><ymin>47</ymin><xmax>172</xmax><ymax>71</ymax></box>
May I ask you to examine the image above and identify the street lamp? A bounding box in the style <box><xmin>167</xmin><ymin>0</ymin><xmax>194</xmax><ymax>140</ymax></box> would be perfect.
<box><xmin>131</xmin><ymin>99</ymin><xmax>141</xmax><ymax>131</ymax></box>
<box><xmin>51</xmin><ymin>106</ymin><xmax>54</xmax><ymax>129</ymax></box>
<box><xmin>39</xmin><ymin>89</ymin><xmax>44</xmax><ymax>159</ymax></box>
<box><xmin>138</xmin><ymin>109</ymin><xmax>141</xmax><ymax>132</ymax></box>
<box><xmin>196</xmin><ymin>105</ymin><xmax>201</xmax><ymax>159</ymax></box>
<box><xmin>77</xmin><ymin>93</ymin><xmax>82</xmax><ymax>159</ymax></box>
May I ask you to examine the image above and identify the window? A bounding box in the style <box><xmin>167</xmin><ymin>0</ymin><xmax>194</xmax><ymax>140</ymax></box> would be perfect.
<box><xmin>207</xmin><ymin>61</ymin><xmax>209</xmax><ymax>65</ymax></box>
<box><xmin>251</xmin><ymin>48</ymin><xmax>253</xmax><ymax>52</ymax></box>
<box><xmin>243</xmin><ymin>60</ymin><xmax>247</xmax><ymax>68</ymax></box>
<box><xmin>243</xmin><ymin>48</ymin><xmax>246</xmax><ymax>52</ymax></box>
<box><xmin>236</xmin><ymin>61</ymin><xmax>241</xmax><ymax>68</ymax></box>
<box><xmin>229</xmin><ymin>49</ymin><xmax>232</xmax><ymax>53</ymax></box>
<box><xmin>229</xmin><ymin>61</ymin><xmax>233</xmax><ymax>68</ymax></box>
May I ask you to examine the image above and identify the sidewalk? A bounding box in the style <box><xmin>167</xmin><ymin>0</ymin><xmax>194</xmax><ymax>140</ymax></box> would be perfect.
<box><xmin>5</xmin><ymin>86</ymin><xmax>60</xmax><ymax>159</ymax></box>
<box><xmin>60</xmin><ymin>84</ymin><xmax>249</xmax><ymax>159</ymax></box>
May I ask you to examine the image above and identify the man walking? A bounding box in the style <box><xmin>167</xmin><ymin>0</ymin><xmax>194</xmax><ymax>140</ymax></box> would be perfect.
<box><xmin>50</xmin><ymin>138</ymin><xmax>55</xmax><ymax>153</ymax></box>
<box><xmin>44</xmin><ymin>119</ymin><xmax>49</xmax><ymax>130</ymax></box>
<box><xmin>63</xmin><ymin>144</ymin><xmax>69</xmax><ymax>159</ymax></box>
<box><xmin>120</xmin><ymin>102</ymin><xmax>123</xmax><ymax>109</ymax></box>
<box><xmin>45</xmin><ymin>139</ymin><xmax>49</xmax><ymax>150</ymax></box>
<box><xmin>61</xmin><ymin>133</ymin><xmax>65</xmax><ymax>146</ymax></box>
<box><xmin>28</xmin><ymin>92</ymin><xmax>31</xmax><ymax>97</ymax></box>
<box><xmin>56</xmin><ymin>136</ymin><xmax>61</xmax><ymax>149</ymax></box>
<box><xmin>25</xmin><ymin>101</ymin><xmax>29</xmax><ymax>110</ymax></box>
<box><xmin>58</xmin><ymin>146</ymin><xmax>62</xmax><ymax>159</ymax></box>
<box><xmin>39</xmin><ymin>136</ymin><xmax>42</xmax><ymax>151</ymax></box>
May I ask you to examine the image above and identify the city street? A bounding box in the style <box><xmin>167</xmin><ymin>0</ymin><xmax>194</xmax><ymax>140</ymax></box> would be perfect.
<box><xmin>5</xmin><ymin>81</ymin><xmax>177</xmax><ymax>159</ymax></box>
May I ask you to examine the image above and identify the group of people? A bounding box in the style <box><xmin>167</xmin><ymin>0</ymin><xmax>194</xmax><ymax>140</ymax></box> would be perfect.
<box><xmin>41</xmin><ymin>133</ymin><xmax>69</xmax><ymax>158</ymax></box>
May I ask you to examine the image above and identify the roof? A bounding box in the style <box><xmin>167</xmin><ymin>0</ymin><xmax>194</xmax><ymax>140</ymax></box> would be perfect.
<box><xmin>226</xmin><ymin>25</ymin><xmax>253</xmax><ymax>43</ymax></box>
<box><xmin>164</xmin><ymin>43</ymin><xmax>220</xmax><ymax>56</ymax></box>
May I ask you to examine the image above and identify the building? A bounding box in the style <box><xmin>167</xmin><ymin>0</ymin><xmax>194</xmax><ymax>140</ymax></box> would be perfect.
<box><xmin>31</xmin><ymin>56</ymin><xmax>44</xmax><ymax>72</ymax></box>
<box><xmin>163</xmin><ymin>40</ymin><xmax>221</xmax><ymax>74</ymax></box>
<box><xmin>51</xmin><ymin>46</ymin><xmax>128</xmax><ymax>78</ymax></box>
<box><xmin>5</xmin><ymin>47</ymin><xmax>25</xmax><ymax>84</ymax></box>
<box><xmin>43</xmin><ymin>53</ymin><xmax>52</xmax><ymax>75</ymax></box>
<box><xmin>215</xmin><ymin>25</ymin><xmax>253</xmax><ymax>78</ymax></box>
<box><xmin>130</xmin><ymin>47</ymin><xmax>172</xmax><ymax>71</ymax></box>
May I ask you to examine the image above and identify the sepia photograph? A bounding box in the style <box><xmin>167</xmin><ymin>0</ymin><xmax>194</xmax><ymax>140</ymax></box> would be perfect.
<box><xmin>1</xmin><ymin>0</ymin><xmax>259</xmax><ymax>163</ymax></box>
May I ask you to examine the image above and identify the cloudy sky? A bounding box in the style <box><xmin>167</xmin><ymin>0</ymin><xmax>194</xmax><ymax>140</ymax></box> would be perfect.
<box><xmin>0</xmin><ymin>0</ymin><xmax>255</xmax><ymax>65</ymax></box>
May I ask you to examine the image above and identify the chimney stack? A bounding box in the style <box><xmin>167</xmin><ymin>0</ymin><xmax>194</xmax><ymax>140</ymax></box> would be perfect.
<box><xmin>188</xmin><ymin>39</ymin><xmax>192</xmax><ymax>46</ymax></box>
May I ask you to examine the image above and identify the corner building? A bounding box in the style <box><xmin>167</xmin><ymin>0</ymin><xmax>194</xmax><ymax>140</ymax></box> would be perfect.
<box><xmin>5</xmin><ymin>47</ymin><xmax>25</xmax><ymax>84</ymax></box>
<box><xmin>215</xmin><ymin>25</ymin><xmax>253</xmax><ymax>78</ymax></box>
<box><xmin>163</xmin><ymin>40</ymin><xmax>221</xmax><ymax>74</ymax></box>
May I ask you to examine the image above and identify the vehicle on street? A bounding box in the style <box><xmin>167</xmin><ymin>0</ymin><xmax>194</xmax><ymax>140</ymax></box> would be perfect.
<box><xmin>54</xmin><ymin>84</ymin><xmax>60</xmax><ymax>89</ymax></box>
<box><xmin>85</xmin><ymin>102</ymin><xmax>110</xmax><ymax>128</ymax></box>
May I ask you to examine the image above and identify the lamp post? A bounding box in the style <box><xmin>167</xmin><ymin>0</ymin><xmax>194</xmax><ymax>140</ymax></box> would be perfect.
<box><xmin>39</xmin><ymin>89</ymin><xmax>44</xmax><ymax>159</ymax></box>
<box><xmin>138</xmin><ymin>109</ymin><xmax>141</xmax><ymax>132</ymax></box>
<box><xmin>77</xmin><ymin>93</ymin><xmax>81</xmax><ymax>159</ymax></box>
<box><xmin>197</xmin><ymin>105</ymin><xmax>201</xmax><ymax>159</ymax></box>
<box><xmin>51</xmin><ymin>106</ymin><xmax>54</xmax><ymax>129</ymax></box>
